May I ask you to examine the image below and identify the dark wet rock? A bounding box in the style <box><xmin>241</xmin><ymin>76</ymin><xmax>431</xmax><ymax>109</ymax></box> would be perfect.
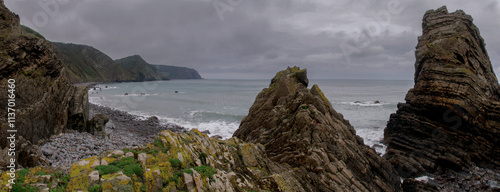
<box><xmin>489</xmin><ymin>180</ymin><xmax>500</xmax><ymax>190</ymax></box>
<box><xmin>384</xmin><ymin>6</ymin><xmax>500</xmax><ymax>178</ymax></box>
<box><xmin>403</xmin><ymin>165</ymin><xmax>500</xmax><ymax>191</ymax></box>
<box><xmin>88</xmin><ymin>114</ymin><xmax>109</xmax><ymax>138</ymax></box>
<box><xmin>234</xmin><ymin>67</ymin><xmax>401</xmax><ymax>191</ymax></box>
<box><xmin>145</xmin><ymin>116</ymin><xmax>160</xmax><ymax>126</ymax></box>
<box><xmin>402</xmin><ymin>178</ymin><xmax>439</xmax><ymax>192</ymax></box>
<box><xmin>0</xmin><ymin>136</ymin><xmax>49</xmax><ymax>169</ymax></box>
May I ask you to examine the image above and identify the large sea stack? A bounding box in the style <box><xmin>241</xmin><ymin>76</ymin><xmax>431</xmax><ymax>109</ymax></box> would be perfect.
<box><xmin>0</xmin><ymin>0</ymin><xmax>88</xmax><ymax>168</ymax></box>
<box><xmin>384</xmin><ymin>6</ymin><xmax>500</xmax><ymax>177</ymax></box>
<box><xmin>234</xmin><ymin>67</ymin><xmax>401</xmax><ymax>191</ymax></box>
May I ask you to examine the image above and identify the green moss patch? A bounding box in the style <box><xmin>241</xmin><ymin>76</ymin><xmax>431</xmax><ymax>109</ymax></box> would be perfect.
<box><xmin>169</xmin><ymin>158</ymin><xmax>182</xmax><ymax>169</ymax></box>
<box><xmin>95</xmin><ymin>157</ymin><xmax>143</xmax><ymax>178</ymax></box>
<box><xmin>194</xmin><ymin>166</ymin><xmax>217</xmax><ymax>179</ymax></box>
<box><xmin>49</xmin><ymin>172</ymin><xmax>70</xmax><ymax>192</ymax></box>
<box><xmin>95</xmin><ymin>165</ymin><xmax>121</xmax><ymax>175</ymax></box>
<box><xmin>123</xmin><ymin>163</ymin><xmax>143</xmax><ymax>178</ymax></box>
<box><xmin>152</xmin><ymin>139</ymin><xmax>170</xmax><ymax>153</ymax></box>
<box><xmin>89</xmin><ymin>184</ymin><xmax>102</xmax><ymax>192</ymax></box>
<box><xmin>11</xmin><ymin>169</ymin><xmax>37</xmax><ymax>192</ymax></box>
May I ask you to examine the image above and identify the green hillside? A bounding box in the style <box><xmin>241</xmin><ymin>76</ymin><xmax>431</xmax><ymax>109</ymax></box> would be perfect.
<box><xmin>52</xmin><ymin>42</ymin><xmax>136</xmax><ymax>83</ymax></box>
<box><xmin>51</xmin><ymin>43</ymin><xmax>202</xmax><ymax>83</ymax></box>
<box><xmin>21</xmin><ymin>25</ymin><xmax>45</xmax><ymax>39</ymax></box>
<box><xmin>114</xmin><ymin>55</ymin><xmax>169</xmax><ymax>81</ymax></box>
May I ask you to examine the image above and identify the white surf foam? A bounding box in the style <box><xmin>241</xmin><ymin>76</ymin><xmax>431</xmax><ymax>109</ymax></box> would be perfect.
<box><xmin>356</xmin><ymin>128</ymin><xmax>387</xmax><ymax>155</ymax></box>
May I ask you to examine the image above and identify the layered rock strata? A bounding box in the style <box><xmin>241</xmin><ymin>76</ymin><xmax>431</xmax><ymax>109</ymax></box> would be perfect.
<box><xmin>384</xmin><ymin>6</ymin><xmax>500</xmax><ymax>177</ymax></box>
<box><xmin>0</xmin><ymin>0</ymin><xmax>88</xmax><ymax>169</ymax></box>
<box><xmin>234</xmin><ymin>67</ymin><xmax>401</xmax><ymax>191</ymax></box>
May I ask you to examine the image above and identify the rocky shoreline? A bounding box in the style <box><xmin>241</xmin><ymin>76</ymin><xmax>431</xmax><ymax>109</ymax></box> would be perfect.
<box><xmin>39</xmin><ymin>103</ymin><xmax>187</xmax><ymax>169</ymax></box>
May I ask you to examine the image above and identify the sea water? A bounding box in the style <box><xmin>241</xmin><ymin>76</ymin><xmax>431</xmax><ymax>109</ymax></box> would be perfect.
<box><xmin>89</xmin><ymin>79</ymin><xmax>413</xmax><ymax>154</ymax></box>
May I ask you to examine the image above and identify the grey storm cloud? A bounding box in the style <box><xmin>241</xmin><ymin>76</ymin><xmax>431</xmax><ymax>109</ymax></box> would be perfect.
<box><xmin>4</xmin><ymin>0</ymin><xmax>500</xmax><ymax>79</ymax></box>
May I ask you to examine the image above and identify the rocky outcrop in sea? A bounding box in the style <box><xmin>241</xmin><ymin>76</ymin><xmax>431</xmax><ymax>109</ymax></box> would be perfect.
<box><xmin>383</xmin><ymin>5</ymin><xmax>500</xmax><ymax>189</ymax></box>
<box><xmin>234</xmin><ymin>67</ymin><xmax>401</xmax><ymax>191</ymax></box>
<box><xmin>0</xmin><ymin>0</ymin><xmax>88</xmax><ymax>169</ymax></box>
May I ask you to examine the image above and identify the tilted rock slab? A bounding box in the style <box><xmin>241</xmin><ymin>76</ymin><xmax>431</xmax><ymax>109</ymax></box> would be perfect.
<box><xmin>384</xmin><ymin>6</ymin><xmax>500</xmax><ymax>177</ymax></box>
<box><xmin>0</xmin><ymin>0</ymin><xmax>88</xmax><ymax>169</ymax></box>
<box><xmin>234</xmin><ymin>67</ymin><xmax>401</xmax><ymax>191</ymax></box>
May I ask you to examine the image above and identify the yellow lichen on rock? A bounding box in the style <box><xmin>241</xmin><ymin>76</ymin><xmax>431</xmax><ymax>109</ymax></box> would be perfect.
<box><xmin>0</xmin><ymin>171</ymin><xmax>12</xmax><ymax>192</ymax></box>
<box><xmin>158</xmin><ymin>130</ymin><xmax>193</xmax><ymax>166</ymax></box>
<box><xmin>144</xmin><ymin>168</ymin><xmax>162</xmax><ymax>191</ymax></box>
<box><xmin>67</xmin><ymin>156</ymin><xmax>99</xmax><ymax>191</ymax></box>
<box><xmin>23</xmin><ymin>166</ymin><xmax>52</xmax><ymax>184</ymax></box>
<box><xmin>101</xmin><ymin>171</ymin><xmax>133</xmax><ymax>192</ymax></box>
<box><xmin>239</xmin><ymin>143</ymin><xmax>259</xmax><ymax>167</ymax></box>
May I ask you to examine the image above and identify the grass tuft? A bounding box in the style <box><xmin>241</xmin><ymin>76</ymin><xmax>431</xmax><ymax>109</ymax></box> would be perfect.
<box><xmin>95</xmin><ymin>165</ymin><xmax>120</xmax><ymax>175</ymax></box>
<box><xmin>89</xmin><ymin>184</ymin><xmax>102</xmax><ymax>192</ymax></box>
<box><xmin>169</xmin><ymin>158</ymin><xmax>182</xmax><ymax>169</ymax></box>
<box><xmin>193</xmin><ymin>166</ymin><xmax>217</xmax><ymax>179</ymax></box>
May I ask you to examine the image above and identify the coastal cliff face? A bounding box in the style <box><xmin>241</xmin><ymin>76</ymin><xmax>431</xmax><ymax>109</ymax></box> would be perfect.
<box><xmin>384</xmin><ymin>6</ymin><xmax>500</xmax><ymax>177</ymax></box>
<box><xmin>235</xmin><ymin>67</ymin><xmax>401</xmax><ymax>191</ymax></box>
<box><xmin>0</xmin><ymin>0</ymin><xmax>88</xmax><ymax>168</ymax></box>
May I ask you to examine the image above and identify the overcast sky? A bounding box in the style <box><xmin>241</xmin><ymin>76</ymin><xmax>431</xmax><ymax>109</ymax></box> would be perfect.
<box><xmin>5</xmin><ymin>0</ymin><xmax>500</xmax><ymax>79</ymax></box>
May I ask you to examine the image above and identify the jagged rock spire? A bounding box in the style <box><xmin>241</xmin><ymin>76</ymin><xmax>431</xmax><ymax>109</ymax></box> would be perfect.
<box><xmin>235</xmin><ymin>66</ymin><xmax>401</xmax><ymax>191</ymax></box>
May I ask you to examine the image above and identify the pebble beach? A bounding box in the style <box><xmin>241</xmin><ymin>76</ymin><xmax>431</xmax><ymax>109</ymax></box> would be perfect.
<box><xmin>39</xmin><ymin>103</ymin><xmax>187</xmax><ymax>169</ymax></box>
